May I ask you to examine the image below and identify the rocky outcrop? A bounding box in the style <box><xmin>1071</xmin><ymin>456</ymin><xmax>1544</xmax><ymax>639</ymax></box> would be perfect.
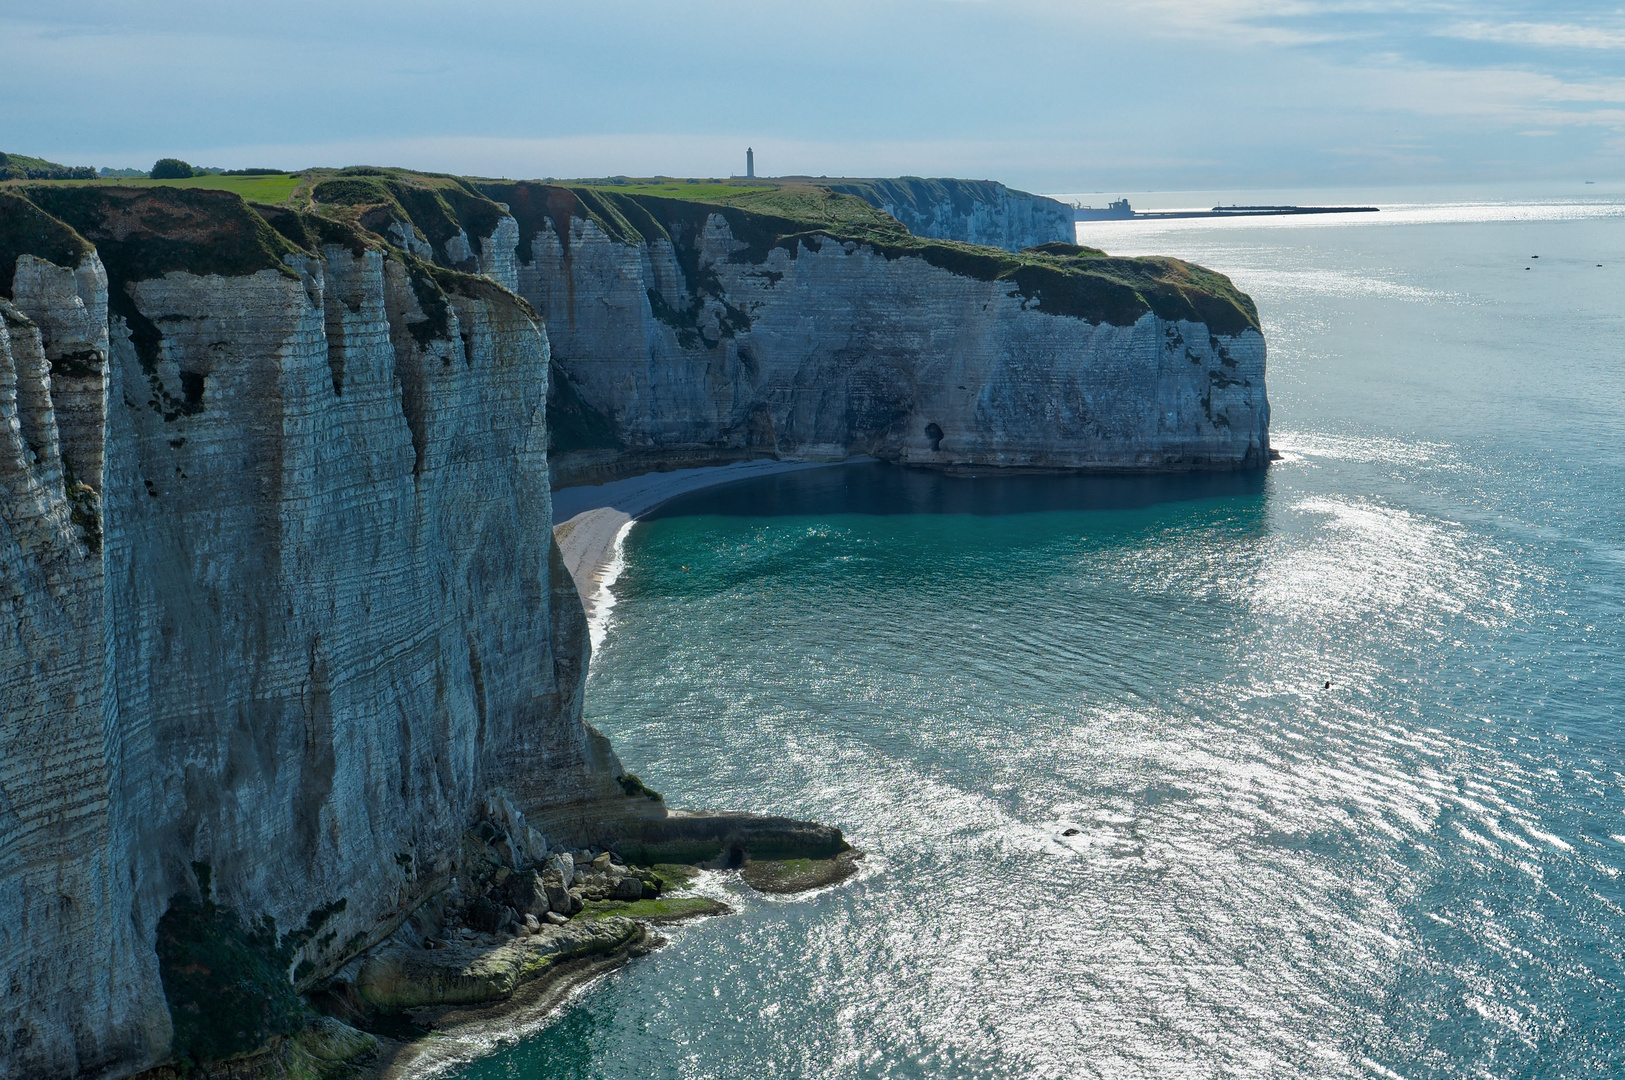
<box><xmin>823</xmin><ymin>177</ymin><xmax>1075</xmax><ymax>251</ymax></box>
<box><xmin>356</xmin><ymin>918</ymin><xmax>644</xmax><ymax>1011</ymax></box>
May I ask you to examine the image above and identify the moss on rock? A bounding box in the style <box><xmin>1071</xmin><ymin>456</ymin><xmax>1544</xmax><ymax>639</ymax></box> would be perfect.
<box><xmin>739</xmin><ymin>851</ymin><xmax>864</xmax><ymax>894</ymax></box>
<box><xmin>356</xmin><ymin>919</ymin><xmax>645</xmax><ymax>1011</ymax></box>
<box><xmin>154</xmin><ymin>879</ymin><xmax>308</xmax><ymax>1066</ymax></box>
<box><xmin>578</xmin><ymin>896</ymin><xmax>730</xmax><ymax>923</ymax></box>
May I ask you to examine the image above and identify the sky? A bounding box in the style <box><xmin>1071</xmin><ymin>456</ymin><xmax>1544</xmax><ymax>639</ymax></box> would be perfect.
<box><xmin>6</xmin><ymin>0</ymin><xmax>1625</xmax><ymax>192</ymax></box>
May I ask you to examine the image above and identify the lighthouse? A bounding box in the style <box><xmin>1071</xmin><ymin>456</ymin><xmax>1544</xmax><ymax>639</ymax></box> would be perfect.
<box><xmin>746</xmin><ymin>147</ymin><xmax>755</xmax><ymax>179</ymax></box>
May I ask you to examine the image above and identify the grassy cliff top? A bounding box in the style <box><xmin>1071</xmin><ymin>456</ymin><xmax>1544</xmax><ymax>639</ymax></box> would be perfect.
<box><xmin>822</xmin><ymin>177</ymin><xmax>1067</xmax><ymax>218</ymax></box>
<box><xmin>0</xmin><ymin>185</ymin><xmax>529</xmax><ymax>377</ymax></box>
<box><xmin>477</xmin><ymin>180</ymin><xmax>1259</xmax><ymax>335</ymax></box>
<box><xmin>3</xmin><ymin>167</ymin><xmax>1259</xmax><ymax>334</ymax></box>
<box><xmin>4</xmin><ymin>171</ymin><xmax>307</xmax><ymax>203</ymax></box>
<box><xmin>0</xmin><ymin>190</ymin><xmax>96</xmax><ymax>295</ymax></box>
<box><xmin>16</xmin><ymin>185</ymin><xmax>307</xmax><ymax>284</ymax></box>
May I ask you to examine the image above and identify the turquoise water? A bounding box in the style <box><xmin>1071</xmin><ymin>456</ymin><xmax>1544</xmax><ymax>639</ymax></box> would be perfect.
<box><xmin>452</xmin><ymin>192</ymin><xmax>1625</xmax><ymax>1078</ymax></box>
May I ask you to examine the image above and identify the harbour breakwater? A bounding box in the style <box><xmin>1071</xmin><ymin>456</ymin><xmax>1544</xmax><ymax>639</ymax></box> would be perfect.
<box><xmin>0</xmin><ymin>171</ymin><xmax>1267</xmax><ymax>1078</ymax></box>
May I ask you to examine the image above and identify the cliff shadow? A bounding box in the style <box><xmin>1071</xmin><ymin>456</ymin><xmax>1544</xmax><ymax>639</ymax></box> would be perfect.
<box><xmin>642</xmin><ymin>461</ymin><xmax>1268</xmax><ymax>521</ymax></box>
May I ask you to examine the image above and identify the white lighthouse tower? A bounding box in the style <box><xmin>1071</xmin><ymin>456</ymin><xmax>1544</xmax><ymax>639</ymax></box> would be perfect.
<box><xmin>746</xmin><ymin>147</ymin><xmax>755</xmax><ymax>179</ymax></box>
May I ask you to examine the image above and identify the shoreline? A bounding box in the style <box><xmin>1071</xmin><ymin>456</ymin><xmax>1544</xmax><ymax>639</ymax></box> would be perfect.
<box><xmin>551</xmin><ymin>459</ymin><xmax>861</xmax><ymax>629</ymax></box>
<box><xmin>356</xmin><ymin>926</ymin><xmax>663</xmax><ymax>1080</ymax></box>
<box><xmin>345</xmin><ymin>853</ymin><xmax>862</xmax><ymax>1080</ymax></box>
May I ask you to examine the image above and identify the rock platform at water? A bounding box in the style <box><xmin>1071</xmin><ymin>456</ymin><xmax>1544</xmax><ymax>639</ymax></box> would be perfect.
<box><xmin>297</xmin><ymin>808</ymin><xmax>859</xmax><ymax>1080</ymax></box>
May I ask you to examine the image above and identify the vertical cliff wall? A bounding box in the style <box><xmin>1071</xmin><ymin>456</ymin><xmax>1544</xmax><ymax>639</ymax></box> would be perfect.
<box><xmin>822</xmin><ymin>177</ymin><xmax>1075</xmax><ymax>252</ymax></box>
<box><xmin>475</xmin><ymin>183</ymin><xmax>1268</xmax><ymax>485</ymax></box>
<box><xmin>0</xmin><ymin>187</ymin><xmax>626</xmax><ymax>1077</ymax></box>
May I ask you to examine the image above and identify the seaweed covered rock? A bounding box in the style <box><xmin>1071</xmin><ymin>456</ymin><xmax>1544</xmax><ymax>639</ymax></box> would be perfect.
<box><xmin>356</xmin><ymin>919</ymin><xmax>645</xmax><ymax>1011</ymax></box>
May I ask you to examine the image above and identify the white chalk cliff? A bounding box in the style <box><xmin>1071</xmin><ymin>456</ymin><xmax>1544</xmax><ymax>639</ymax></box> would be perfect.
<box><xmin>479</xmin><ymin>182</ymin><xmax>1268</xmax><ymax>484</ymax></box>
<box><xmin>1</xmin><ymin>187</ymin><xmax>629</xmax><ymax>1076</ymax></box>
<box><xmin>0</xmin><ymin>173</ymin><xmax>1268</xmax><ymax>1079</ymax></box>
<box><xmin>823</xmin><ymin>177</ymin><xmax>1076</xmax><ymax>252</ymax></box>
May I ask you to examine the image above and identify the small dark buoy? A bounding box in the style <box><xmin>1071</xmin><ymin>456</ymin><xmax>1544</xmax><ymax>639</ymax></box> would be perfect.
<box><xmin>1323</xmin><ymin>680</ymin><xmax>1331</xmax><ymax>690</ymax></box>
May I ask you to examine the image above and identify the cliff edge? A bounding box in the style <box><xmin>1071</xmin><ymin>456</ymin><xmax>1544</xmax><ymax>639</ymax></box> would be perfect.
<box><xmin>2</xmin><ymin>184</ymin><xmax>642</xmax><ymax>1077</ymax></box>
<box><xmin>471</xmin><ymin>180</ymin><xmax>1268</xmax><ymax>485</ymax></box>
<box><xmin>822</xmin><ymin>176</ymin><xmax>1075</xmax><ymax>251</ymax></box>
<box><xmin>1</xmin><ymin>168</ymin><xmax>1265</xmax><ymax>1079</ymax></box>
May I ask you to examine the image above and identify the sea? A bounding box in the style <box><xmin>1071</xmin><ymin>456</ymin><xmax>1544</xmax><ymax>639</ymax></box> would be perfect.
<box><xmin>444</xmin><ymin>184</ymin><xmax>1625</xmax><ymax>1079</ymax></box>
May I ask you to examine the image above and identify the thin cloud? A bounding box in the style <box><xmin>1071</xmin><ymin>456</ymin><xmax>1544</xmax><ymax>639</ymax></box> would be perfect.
<box><xmin>1444</xmin><ymin>20</ymin><xmax>1625</xmax><ymax>50</ymax></box>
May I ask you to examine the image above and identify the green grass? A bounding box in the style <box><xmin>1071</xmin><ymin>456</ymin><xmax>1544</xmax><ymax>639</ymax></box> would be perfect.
<box><xmin>648</xmin><ymin>863</ymin><xmax>702</xmax><ymax>889</ymax></box>
<box><xmin>3</xmin><ymin>173</ymin><xmax>306</xmax><ymax>204</ymax></box>
<box><xmin>738</xmin><ymin>854</ymin><xmax>861</xmax><ymax>893</ymax></box>
<box><xmin>578</xmin><ymin>896</ymin><xmax>729</xmax><ymax>923</ymax></box>
<box><xmin>571</xmin><ymin>179</ymin><xmax>777</xmax><ymax>200</ymax></box>
<box><xmin>122</xmin><ymin>173</ymin><xmax>305</xmax><ymax>203</ymax></box>
<box><xmin>3</xmin><ymin>167</ymin><xmax>1260</xmax><ymax>338</ymax></box>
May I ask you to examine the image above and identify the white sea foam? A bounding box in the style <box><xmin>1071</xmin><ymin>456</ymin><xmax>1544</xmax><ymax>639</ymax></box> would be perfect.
<box><xmin>585</xmin><ymin>519</ymin><xmax>634</xmax><ymax>659</ymax></box>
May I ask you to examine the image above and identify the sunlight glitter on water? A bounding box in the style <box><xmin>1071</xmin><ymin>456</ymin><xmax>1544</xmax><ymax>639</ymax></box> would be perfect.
<box><xmin>445</xmin><ymin>202</ymin><xmax>1625</xmax><ymax>1079</ymax></box>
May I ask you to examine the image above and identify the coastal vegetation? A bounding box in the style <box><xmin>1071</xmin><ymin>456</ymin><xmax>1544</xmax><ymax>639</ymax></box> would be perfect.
<box><xmin>477</xmin><ymin>179</ymin><xmax>1259</xmax><ymax>335</ymax></box>
<box><xmin>2</xmin><ymin>165</ymin><xmax>306</xmax><ymax>205</ymax></box>
<box><xmin>578</xmin><ymin>896</ymin><xmax>730</xmax><ymax>922</ymax></box>
<box><xmin>3</xmin><ymin>157</ymin><xmax>1255</xmax><ymax>334</ymax></box>
<box><xmin>154</xmin><ymin>866</ymin><xmax>314</xmax><ymax>1066</ymax></box>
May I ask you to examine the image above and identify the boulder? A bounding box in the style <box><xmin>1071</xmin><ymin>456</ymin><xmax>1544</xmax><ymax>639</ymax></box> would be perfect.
<box><xmin>494</xmin><ymin>838</ymin><xmax>521</xmax><ymax>867</ymax></box>
<box><xmin>545</xmin><ymin>853</ymin><xmax>575</xmax><ymax>890</ymax></box>
<box><xmin>466</xmin><ymin>897</ymin><xmax>504</xmax><ymax>934</ymax></box>
<box><xmin>501</xmin><ymin>869</ymin><xmax>543</xmax><ymax>911</ymax></box>
<box><xmin>612</xmin><ymin>876</ymin><xmax>644</xmax><ymax>901</ymax></box>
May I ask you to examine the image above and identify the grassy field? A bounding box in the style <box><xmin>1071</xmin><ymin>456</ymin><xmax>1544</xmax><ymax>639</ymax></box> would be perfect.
<box><xmin>569</xmin><ymin>179</ymin><xmax>780</xmax><ymax>200</ymax></box>
<box><xmin>2</xmin><ymin>173</ymin><xmax>306</xmax><ymax>204</ymax></box>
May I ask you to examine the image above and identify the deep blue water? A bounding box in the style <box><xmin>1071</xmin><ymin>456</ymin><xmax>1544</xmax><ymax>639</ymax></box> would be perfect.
<box><xmin>446</xmin><ymin>190</ymin><xmax>1625</xmax><ymax>1079</ymax></box>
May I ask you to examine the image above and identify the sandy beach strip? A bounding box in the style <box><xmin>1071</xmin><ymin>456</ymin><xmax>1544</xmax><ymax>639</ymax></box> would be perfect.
<box><xmin>551</xmin><ymin>459</ymin><xmax>855</xmax><ymax>610</ymax></box>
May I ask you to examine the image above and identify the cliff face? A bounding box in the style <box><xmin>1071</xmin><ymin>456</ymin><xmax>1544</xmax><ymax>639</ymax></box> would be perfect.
<box><xmin>823</xmin><ymin>177</ymin><xmax>1075</xmax><ymax>251</ymax></box>
<box><xmin>0</xmin><ymin>186</ymin><xmax>625</xmax><ymax>1077</ymax></box>
<box><xmin>0</xmin><ymin>169</ymin><xmax>1266</xmax><ymax>1079</ymax></box>
<box><xmin>475</xmin><ymin>184</ymin><xmax>1268</xmax><ymax>484</ymax></box>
